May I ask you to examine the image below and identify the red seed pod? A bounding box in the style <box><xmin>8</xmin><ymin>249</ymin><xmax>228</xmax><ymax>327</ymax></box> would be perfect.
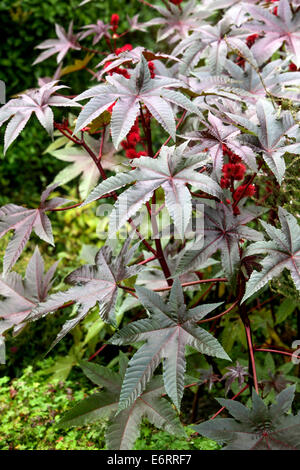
<box><xmin>110</xmin><ymin>14</ymin><xmax>119</xmax><ymax>32</ymax></box>
<box><xmin>223</xmin><ymin>163</ymin><xmax>246</xmax><ymax>181</ymax></box>
<box><xmin>126</xmin><ymin>148</ymin><xmax>138</xmax><ymax>159</ymax></box>
<box><xmin>289</xmin><ymin>62</ymin><xmax>298</xmax><ymax>71</ymax></box>
<box><xmin>233</xmin><ymin>184</ymin><xmax>256</xmax><ymax>201</ymax></box>
<box><xmin>246</xmin><ymin>33</ymin><xmax>259</xmax><ymax>48</ymax></box>
<box><xmin>115</xmin><ymin>44</ymin><xmax>133</xmax><ymax>55</ymax></box>
<box><xmin>220</xmin><ymin>177</ymin><xmax>231</xmax><ymax>189</ymax></box>
<box><xmin>148</xmin><ymin>61</ymin><xmax>155</xmax><ymax>78</ymax></box>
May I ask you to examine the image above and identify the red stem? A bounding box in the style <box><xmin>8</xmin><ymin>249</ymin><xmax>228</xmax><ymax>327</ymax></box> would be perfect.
<box><xmin>79</xmin><ymin>45</ymin><xmax>105</xmax><ymax>55</ymax></box>
<box><xmin>254</xmin><ymin>347</ymin><xmax>299</xmax><ymax>359</ymax></box>
<box><xmin>198</xmin><ymin>299</ymin><xmax>239</xmax><ymax>324</ymax></box>
<box><xmin>48</xmin><ymin>202</ymin><xmax>83</xmax><ymax>212</ymax></box>
<box><xmin>98</xmin><ymin>126</ymin><xmax>106</xmax><ymax>161</ymax></box>
<box><xmin>54</xmin><ymin>123</ymin><xmax>81</xmax><ymax>144</ymax></box>
<box><xmin>80</xmin><ymin>132</ymin><xmax>108</xmax><ymax>180</ymax></box>
<box><xmin>88</xmin><ymin>344</ymin><xmax>107</xmax><ymax>361</ymax></box>
<box><xmin>154</xmin><ymin>278</ymin><xmax>227</xmax><ymax>292</ymax></box>
<box><xmin>139</xmin><ymin>108</ymin><xmax>172</xmax><ymax>285</ymax></box>
<box><xmin>244</xmin><ymin>320</ymin><xmax>259</xmax><ymax>394</ymax></box>
<box><xmin>138</xmin><ymin>255</ymin><xmax>156</xmax><ymax>266</ymax></box>
<box><xmin>190</xmin><ymin>283</ymin><xmax>216</xmax><ymax>308</ymax></box>
<box><xmin>117</xmin><ymin>277</ymin><xmax>227</xmax><ymax>294</ymax></box>
<box><xmin>56</xmin><ymin>301</ymin><xmax>75</xmax><ymax>311</ymax></box>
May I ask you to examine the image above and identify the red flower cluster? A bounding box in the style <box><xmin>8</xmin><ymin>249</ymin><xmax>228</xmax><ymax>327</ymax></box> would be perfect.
<box><xmin>237</xmin><ymin>34</ymin><xmax>259</xmax><ymax>67</ymax></box>
<box><xmin>121</xmin><ymin>119</ymin><xmax>147</xmax><ymax>159</ymax></box>
<box><xmin>170</xmin><ymin>0</ymin><xmax>183</xmax><ymax>4</ymax></box>
<box><xmin>223</xmin><ymin>163</ymin><xmax>246</xmax><ymax>180</ymax></box>
<box><xmin>233</xmin><ymin>184</ymin><xmax>256</xmax><ymax>201</ymax></box>
<box><xmin>148</xmin><ymin>61</ymin><xmax>155</xmax><ymax>78</ymax></box>
<box><xmin>110</xmin><ymin>14</ymin><xmax>119</xmax><ymax>32</ymax></box>
<box><xmin>115</xmin><ymin>44</ymin><xmax>133</xmax><ymax>55</ymax></box>
<box><xmin>220</xmin><ymin>145</ymin><xmax>247</xmax><ymax>188</ymax></box>
<box><xmin>273</xmin><ymin>6</ymin><xmax>278</xmax><ymax>15</ymax></box>
<box><xmin>246</xmin><ymin>34</ymin><xmax>259</xmax><ymax>48</ymax></box>
<box><xmin>222</xmin><ymin>144</ymin><xmax>241</xmax><ymax>163</ymax></box>
<box><xmin>236</xmin><ymin>57</ymin><xmax>245</xmax><ymax>68</ymax></box>
<box><xmin>104</xmin><ymin>61</ymin><xmax>130</xmax><ymax>79</ymax></box>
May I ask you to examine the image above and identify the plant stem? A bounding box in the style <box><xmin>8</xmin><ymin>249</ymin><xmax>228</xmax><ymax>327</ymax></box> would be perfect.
<box><xmin>138</xmin><ymin>0</ymin><xmax>154</xmax><ymax>8</ymax></box>
<box><xmin>80</xmin><ymin>132</ymin><xmax>108</xmax><ymax>180</ymax></box>
<box><xmin>191</xmin><ymin>384</ymin><xmax>202</xmax><ymax>423</ymax></box>
<box><xmin>98</xmin><ymin>126</ymin><xmax>106</xmax><ymax>161</ymax></box>
<box><xmin>198</xmin><ymin>299</ymin><xmax>239</xmax><ymax>324</ymax></box>
<box><xmin>139</xmin><ymin>111</ymin><xmax>172</xmax><ymax>285</ymax></box>
<box><xmin>254</xmin><ymin>347</ymin><xmax>299</xmax><ymax>360</ymax></box>
<box><xmin>118</xmin><ymin>277</ymin><xmax>227</xmax><ymax>294</ymax></box>
<box><xmin>88</xmin><ymin>344</ymin><xmax>107</xmax><ymax>361</ymax></box>
<box><xmin>79</xmin><ymin>45</ymin><xmax>105</xmax><ymax>55</ymax></box>
<box><xmin>189</xmin><ymin>283</ymin><xmax>216</xmax><ymax>308</ymax></box>
<box><xmin>54</xmin><ymin>123</ymin><xmax>81</xmax><ymax>144</ymax></box>
<box><xmin>154</xmin><ymin>278</ymin><xmax>228</xmax><ymax>292</ymax></box>
<box><xmin>240</xmin><ymin>303</ymin><xmax>259</xmax><ymax>394</ymax></box>
<box><xmin>48</xmin><ymin>202</ymin><xmax>83</xmax><ymax>212</ymax></box>
<box><xmin>137</xmin><ymin>255</ymin><xmax>156</xmax><ymax>265</ymax></box>
<box><xmin>117</xmin><ymin>285</ymin><xmax>138</xmax><ymax>298</ymax></box>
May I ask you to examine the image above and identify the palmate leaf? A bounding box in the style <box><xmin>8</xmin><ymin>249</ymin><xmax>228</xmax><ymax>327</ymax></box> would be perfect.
<box><xmin>27</xmin><ymin>238</ymin><xmax>141</xmax><ymax>349</ymax></box>
<box><xmin>242</xmin><ymin>207</ymin><xmax>300</xmax><ymax>303</ymax></box>
<box><xmin>172</xmin><ymin>17</ymin><xmax>251</xmax><ymax>75</ymax></box>
<box><xmin>83</xmin><ymin>144</ymin><xmax>223</xmax><ymax>239</ymax></box>
<box><xmin>227</xmin><ymin>99</ymin><xmax>300</xmax><ymax>183</ymax></box>
<box><xmin>109</xmin><ymin>279</ymin><xmax>230</xmax><ymax>412</ymax></box>
<box><xmin>221</xmin><ymin>361</ymin><xmax>248</xmax><ymax>396</ymax></box>
<box><xmin>247</xmin><ymin>0</ymin><xmax>300</xmax><ymax>67</ymax></box>
<box><xmin>33</xmin><ymin>21</ymin><xmax>81</xmax><ymax>65</ymax></box>
<box><xmin>224</xmin><ymin>59</ymin><xmax>300</xmax><ymax>104</ymax></box>
<box><xmin>127</xmin><ymin>14</ymin><xmax>149</xmax><ymax>33</ymax></box>
<box><xmin>74</xmin><ymin>56</ymin><xmax>202</xmax><ymax>148</ymax></box>
<box><xmin>0</xmin><ymin>185</ymin><xmax>68</xmax><ymax>274</ymax></box>
<box><xmin>0</xmin><ymin>81</ymin><xmax>79</xmax><ymax>153</ymax></box>
<box><xmin>176</xmin><ymin>203</ymin><xmax>263</xmax><ymax>281</ymax></box>
<box><xmin>0</xmin><ymin>247</ymin><xmax>58</xmax><ymax>363</ymax></box>
<box><xmin>58</xmin><ymin>354</ymin><xmax>184</xmax><ymax>450</ymax></box>
<box><xmin>194</xmin><ymin>386</ymin><xmax>300</xmax><ymax>450</ymax></box>
<box><xmin>79</xmin><ymin>20</ymin><xmax>111</xmax><ymax>45</ymax></box>
<box><xmin>143</xmin><ymin>0</ymin><xmax>211</xmax><ymax>44</ymax></box>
